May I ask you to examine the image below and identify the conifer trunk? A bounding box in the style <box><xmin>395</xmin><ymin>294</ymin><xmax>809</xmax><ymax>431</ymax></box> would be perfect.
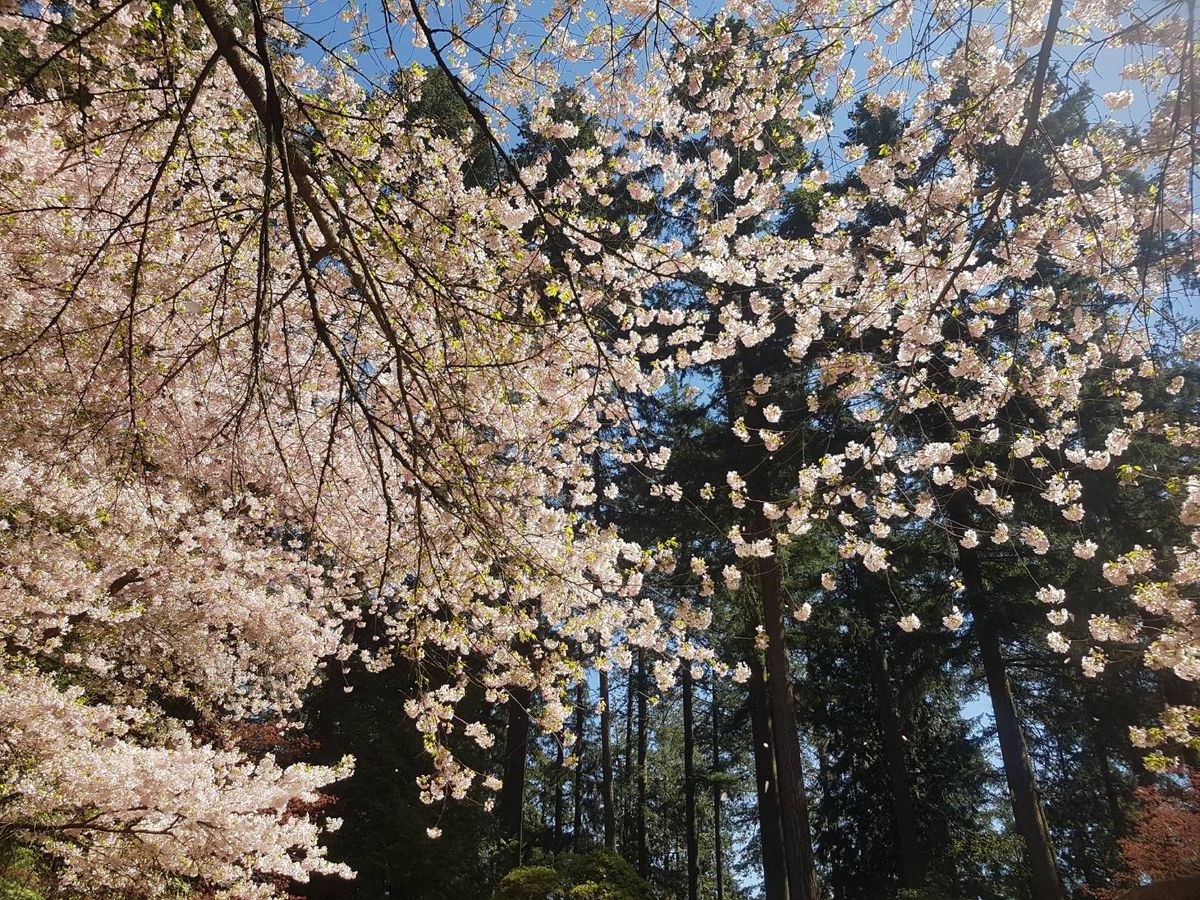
<box><xmin>636</xmin><ymin>648</ymin><xmax>650</xmax><ymax>880</ymax></box>
<box><xmin>555</xmin><ymin>737</ymin><xmax>565</xmax><ymax>852</ymax></box>
<box><xmin>974</xmin><ymin>613</ymin><xmax>1065</xmax><ymax>900</ymax></box>
<box><xmin>757</xmin><ymin>554</ymin><xmax>820</xmax><ymax>900</ymax></box>
<box><xmin>500</xmin><ymin>688</ymin><xmax>531</xmax><ymax>865</ymax></box>
<box><xmin>739</xmin><ymin>359</ymin><xmax>819</xmax><ymax>900</ymax></box>
<box><xmin>749</xmin><ymin>651</ymin><xmax>788</xmax><ymax>900</ymax></box>
<box><xmin>867</xmin><ymin>591</ymin><xmax>924</xmax><ymax>889</ymax></box>
<box><xmin>712</xmin><ymin>682</ymin><xmax>726</xmax><ymax>900</ymax></box>
<box><xmin>955</xmin><ymin>530</ymin><xmax>1064</xmax><ymax>900</ymax></box>
<box><xmin>573</xmin><ymin>682</ymin><xmax>585</xmax><ymax>852</ymax></box>
<box><xmin>600</xmin><ymin>670</ymin><xmax>616</xmax><ymax>849</ymax></box>
<box><xmin>623</xmin><ymin>667</ymin><xmax>635</xmax><ymax>855</ymax></box>
<box><xmin>683</xmin><ymin>667</ymin><xmax>699</xmax><ymax>900</ymax></box>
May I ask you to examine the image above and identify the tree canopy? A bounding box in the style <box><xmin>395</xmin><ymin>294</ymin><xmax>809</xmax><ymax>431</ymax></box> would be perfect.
<box><xmin>0</xmin><ymin>0</ymin><xmax>1196</xmax><ymax>896</ymax></box>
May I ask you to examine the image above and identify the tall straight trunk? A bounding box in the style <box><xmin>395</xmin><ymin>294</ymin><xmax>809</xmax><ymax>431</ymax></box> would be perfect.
<box><xmin>573</xmin><ymin>682</ymin><xmax>586</xmax><ymax>852</ymax></box>
<box><xmin>555</xmin><ymin>737</ymin><xmax>565</xmax><ymax>851</ymax></box>
<box><xmin>867</xmin><ymin>607</ymin><xmax>924</xmax><ymax>888</ymax></box>
<box><xmin>600</xmin><ymin>670</ymin><xmax>616</xmax><ymax>849</ymax></box>
<box><xmin>740</xmin><ymin>413</ymin><xmax>819</xmax><ymax>900</ymax></box>
<box><xmin>590</xmin><ymin>459</ymin><xmax>615</xmax><ymax>850</ymax></box>
<box><xmin>757</xmin><ymin>554</ymin><xmax>820</xmax><ymax>900</ymax></box>
<box><xmin>712</xmin><ymin>680</ymin><xmax>725</xmax><ymax>900</ymax></box>
<box><xmin>623</xmin><ymin>666</ymin><xmax>635</xmax><ymax>856</ymax></box>
<box><xmin>500</xmin><ymin>688</ymin><xmax>532</xmax><ymax>865</ymax></box>
<box><xmin>683</xmin><ymin>667</ymin><xmax>699</xmax><ymax>900</ymax></box>
<box><xmin>636</xmin><ymin>648</ymin><xmax>650</xmax><ymax>880</ymax></box>
<box><xmin>956</xmin><ymin>534</ymin><xmax>1064</xmax><ymax>900</ymax></box>
<box><xmin>748</xmin><ymin>651</ymin><xmax>788</xmax><ymax>900</ymax></box>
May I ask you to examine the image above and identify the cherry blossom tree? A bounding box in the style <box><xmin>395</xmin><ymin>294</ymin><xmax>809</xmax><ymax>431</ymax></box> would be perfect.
<box><xmin>0</xmin><ymin>0</ymin><xmax>1195</xmax><ymax>893</ymax></box>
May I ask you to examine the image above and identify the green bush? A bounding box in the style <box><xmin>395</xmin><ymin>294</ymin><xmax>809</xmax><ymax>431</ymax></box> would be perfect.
<box><xmin>495</xmin><ymin>865</ymin><xmax>564</xmax><ymax>900</ymax></box>
<box><xmin>497</xmin><ymin>851</ymin><xmax>649</xmax><ymax>900</ymax></box>
<box><xmin>560</xmin><ymin>851</ymin><xmax>650</xmax><ymax>900</ymax></box>
<box><xmin>897</xmin><ymin>889</ymin><xmax>958</xmax><ymax>900</ymax></box>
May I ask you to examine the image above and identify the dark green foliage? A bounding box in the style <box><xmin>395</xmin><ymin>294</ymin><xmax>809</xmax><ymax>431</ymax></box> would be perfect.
<box><xmin>302</xmin><ymin>664</ymin><xmax>497</xmax><ymax>900</ymax></box>
<box><xmin>798</xmin><ymin>562</ymin><xmax>1025</xmax><ymax>900</ymax></box>
<box><xmin>404</xmin><ymin>66</ymin><xmax>499</xmax><ymax>188</ymax></box>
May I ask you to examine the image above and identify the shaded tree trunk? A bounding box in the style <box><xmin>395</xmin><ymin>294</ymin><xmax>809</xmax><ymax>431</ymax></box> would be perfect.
<box><xmin>573</xmin><ymin>682</ymin><xmax>586</xmax><ymax>853</ymax></box>
<box><xmin>555</xmin><ymin>737</ymin><xmax>565</xmax><ymax>852</ymax></box>
<box><xmin>623</xmin><ymin>666</ymin><xmax>635</xmax><ymax>857</ymax></box>
<box><xmin>637</xmin><ymin>648</ymin><xmax>650</xmax><ymax>880</ymax></box>
<box><xmin>600</xmin><ymin>669</ymin><xmax>616</xmax><ymax>849</ymax></box>
<box><xmin>956</xmin><ymin>533</ymin><xmax>1065</xmax><ymax>900</ymax></box>
<box><xmin>748</xmin><ymin>651</ymin><xmax>788</xmax><ymax>900</ymax></box>
<box><xmin>712</xmin><ymin>681</ymin><xmax>725</xmax><ymax>900</ymax></box>
<box><xmin>977</xmin><ymin>609</ymin><xmax>1064</xmax><ymax>900</ymax></box>
<box><xmin>738</xmin><ymin>390</ymin><xmax>819</xmax><ymax>900</ymax></box>
<box><xmin>499</xmin><ymin>688</ymin><xmax>532</xmax><ymax>866</ymax></box>
<box><xmin>757</xmin><ymin>554</ymin><xmax>820</xmax><ymax>900</ymax></box>
<box><xmin>684</xmin><ymin>667</ymin><xmax>699</xmax><ymax>900</ymax></box>
<box><xmin>590</xmin><ymin>457</ymin><xmax>616</xmax><ymax>852</ymax></box>
<box><xmin>867</xmin><ymin>592</ymin><xmax>924</xmax><ymax>889</ymax></box>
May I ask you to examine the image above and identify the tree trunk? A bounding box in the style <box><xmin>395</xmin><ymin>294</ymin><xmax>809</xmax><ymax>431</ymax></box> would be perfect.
<box><xmin>683</xmin><ymin>667</ymin><xmax>699</xmax><ymax>900</ymax></box>
<box><xmin>637</xmin><ymin>648</ymin><xmax>650</xmax><ymax>880</ymax></box>
<box><xmin>555</xmin><ymin>736</ymin><xmax>565</xmax><ymax>852</ymax></box>
<box><xmin>749</xmin><ymin>651</ymin><xmax>788</xmax><ymax>900</ymax></box>
<box><xmin>573</xmin><ymin>681</ymin><xmax>586</xmax><ymax>853</ymax></box>
<box><xmin>500</xmin><ymin>688</ymin><xmax>532</xmax><ymax>866</ymax></box>
<box><xmin>712</xmin><ymin>680</ymin><xmax>725</xmax><ymax>900</ymax></box>
<box><xmin>757</xmin><ymin>554</ymin><xmax>820</xmax><ymax>900</ymax></box>
<box><xmin>957</xmin><ymin>537</ymin><xmax>1065</xmax><ymax>900</ymax></box>
<box><xmin>738</xmin><ymin>403</ymin><xmax>819</xmax><ymax>900</ymax></box>
<box><xmin>600</xmin><ymin>669</ymin><xmax>616</xmax><ymax>850</ymax></box>
<box><xmin>867</xmin><ymin>600</ymin><xmax>924</xmax><ymax>889</ymax></box>
<box><xmin>623</xmin><ymin>666</ymin><xmax>635</xmax><ymax>857</ymax></box>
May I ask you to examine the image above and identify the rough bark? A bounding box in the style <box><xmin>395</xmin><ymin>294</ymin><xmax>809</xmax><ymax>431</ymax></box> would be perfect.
<box><xmin>757</xmin><ymin>554</ymin><xmax>820</xmax><ymax>900</ymax></box>
<box><xmin>623</xmin><ymin>666</ymin><xmax>635</xmax><ymax>856</ymax></box>
<box><xmin>555</xmin><ymin>736</ymin><xmax>565</xmax><ymax>851</ymax></box>
<box><xmin>683</xmin><ymin>667</ymin><xmax>699</xmax><ymax>900</ymax></box>
<box><xmin>499</xmin><ymin>688</ymin><xmax>532</xmax><ymax>865</ymax></box>
<box><xmin>637</xmin><ymin>648</ymin><xmax>650</xmax><ymax>880</ymax></box>
<box><xmin>748</xmin><ymin>651</ymin><xmax>788</xmax><ymax>900</ymax></box>
<box><xmin>956</xmin><ymin>531</ymin><xmax>1065</xmax><ymax>900</ymax></box>
<box><xmin>573</xmin><ymin>682</ymin><xmax>585</xmax><ymax>853</ymax></box>
<box><xmin>712</xmin><ymin>681</ymin><xmax>725</xmax><ymax>900</ymax></box>
<box><xmin>600</xmin><ymin>669</ymin><xmax>616</xmax><ymax>849</ymax></box>
<box><xmin>867</xmin><ymin>598</ymin><xmax>924</xmax><ymax>889</ymax></box>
